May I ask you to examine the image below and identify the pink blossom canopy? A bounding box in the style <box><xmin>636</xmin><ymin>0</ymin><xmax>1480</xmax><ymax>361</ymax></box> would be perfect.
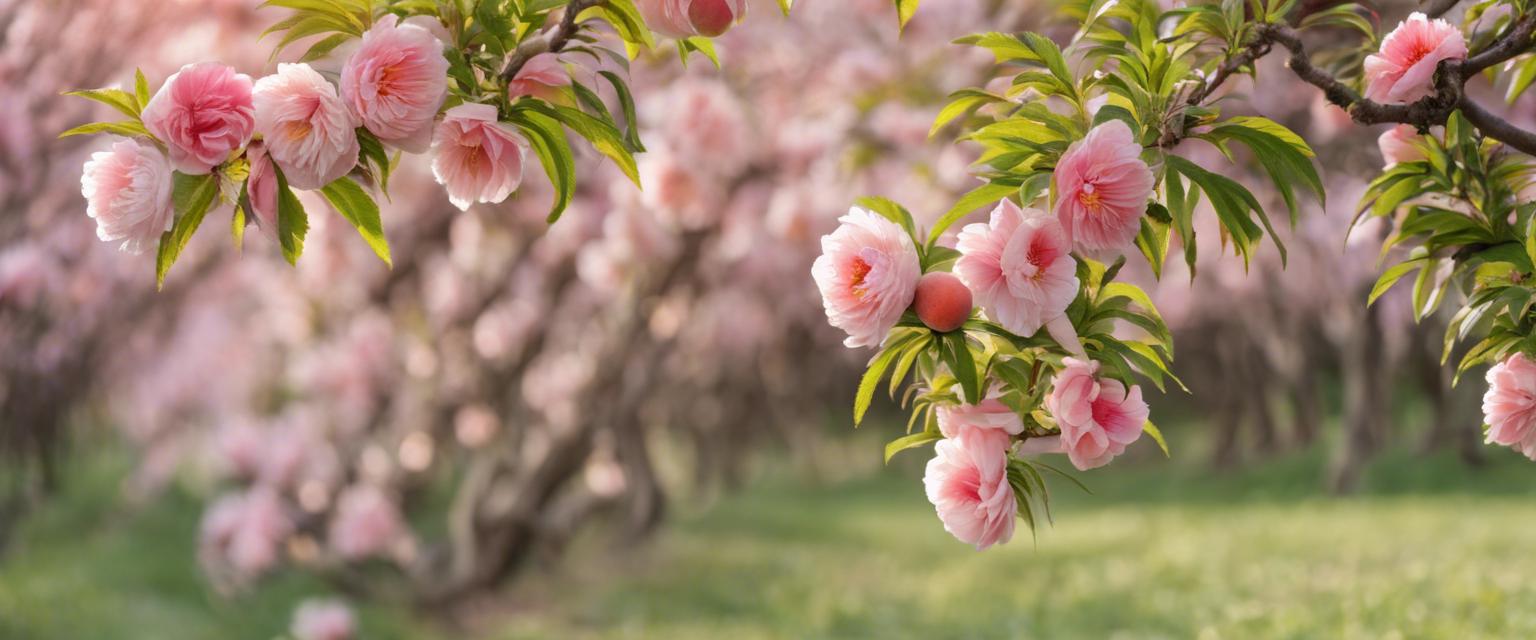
<box><xmin>1053</xmin><ymin>119</ymin><xmax>1153</xmax><ymax>255</ymax></box>
<box><xmin>141</xmin><ymin>62</ymin><xmax>256</xmax><ymax>175</ymax></box>
<box><xmin>811</xmin><ymin>207</ymin><xmax>921</xmax><ymax>348</ymax></box>
<box><xmin>955</xmin><ymin>199</ymin><xmax>1079</xmax><ymax>337</ymax></box>
<box><xmin>1363</xmin><ymin>12</ymin><xmax>1467</xmax><ymax>104</ymax></box>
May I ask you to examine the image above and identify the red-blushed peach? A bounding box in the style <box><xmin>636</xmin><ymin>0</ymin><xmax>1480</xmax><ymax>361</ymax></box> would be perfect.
<box><xmin>913</xmin><ymin>271</ymin><xmax>973</xmax><ymax>333</ymax></box>
<box><xmin>688</xmin><ymin>0</ymin><xmax>736</xmax><ymax>37</ymax></box>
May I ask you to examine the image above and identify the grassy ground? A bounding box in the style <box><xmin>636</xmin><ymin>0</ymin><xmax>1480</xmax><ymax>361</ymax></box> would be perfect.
<box><xmin>3</xmin><ymin>440</ymin><xmax>1536</xmax><ymax>639</ymax></box>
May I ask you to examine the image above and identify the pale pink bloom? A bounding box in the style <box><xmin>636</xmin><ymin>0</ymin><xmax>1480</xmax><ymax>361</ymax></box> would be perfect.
<box><xmin>212</xmin><ymin>420</ymin><xmax>264</xmax><ymax>479</ymax></box>
<box><xmin>507</xmin><ymin>53</ymin><xmax>570</xmax><ymax>101</ymax></box>
<box><xmin>291</xmin><ymin>599</ymin><xmax>356</xmax><ymax>640</ymax></box>
<box><xmin>955</xmin><ymin>199</ymin><xmax>1079</xmax><ymax>337</ymax></box>
<box><xmin>141</xmin><ymin>62</ymin><xmax>255</xmax><ymax>174</ymax></box>
<box><xmin>199</xmin><ymin>488</ymin><xmax>292</xmax><ymax>576</ymax></box>
<box><xmin>636</xmin><ymin>0</ymin><xmax>748</xmax><ymax>38</ymax></box>
<box><xmin>430</xmin><ymin>103</ymin><xmax>530</xmax><ymax>210</ymax></box>
<box><xmin>1378</xmin><ymin>124</ymin><xmax>1427</xmax><ymax>167</ymax></box>
<box><xmin>339</xmin><ymin>14</ymin><xmax>449</xmax><ymax>153</ymax></box>
<box><xmin>1054</xmin><ymin>120</ymin><xmax>1153</xmax><ymax>255</ymax></box>
<box><xmin>1046</xmin><ymin>358</ymin><xmax>1149</xmax><ymax>470</ymax></box>
<box><xmin>1483</xmin><ymin>352</ymin><xmax>1536</xmax><ymax>459</ymax></box>
<box><xmin>1015</xmin><ymin>435</ymin><xmax>1064</xmax><ymax>456</ymax></box>
<box><xmin>937</xmin><ymin>386</ymin><xmax>1025</xmax><ymax>440</ymax></box>
<box><xmin>811</xmin><ymin>207</ymin><xmax>921</xmax><ymax>348</ymax></box>
<box><xmin>245</xmin><ymin>141</ymin><xmax>278</xmax><ymax>236</ymax></box>
<box><xmin>923</xmin><ymin>429</ymin><xmax>1016</xmax><ymax>550</ymax></box>
<box><xmin>328</xmin><ymin>484</ymin><xmax>404</xmax><ymax>560</ymax></box>
<box><xmin>80</xmin><ymin>139</ymin><xmax>174</xmax><ymax>254</ymax></box>
<box><xmin>659</xmin><ymin>79</ymin><xmax>752</xmax><ymax>176</ymax></box>
<box><xmin>253</xmin><ymin>63</ymin><xmax>360</xmax><ymax>190</ymax></box>
<box><xmin>1364</xmin><ymin>13</ymin><xmax>1467</xmax><ymax>104</ymax></box>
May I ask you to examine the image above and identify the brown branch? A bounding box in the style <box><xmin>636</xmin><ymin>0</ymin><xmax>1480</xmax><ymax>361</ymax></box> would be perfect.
<box><xmin>1424</xmin><ymin>0</ymin><xmax>1462</xmax><ymax>19</ymax></box>
<box><xmin>1163</xmin><ymin>16</ymin><xmax>1536</xmax><ymax>156</ymax></box>
<box><xmin>497</xmin><ymin>0</ymin><xmax>606</xmax><ymax>82</ymax></box>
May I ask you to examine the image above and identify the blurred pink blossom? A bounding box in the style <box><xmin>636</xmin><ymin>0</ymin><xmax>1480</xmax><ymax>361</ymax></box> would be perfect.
<box><xmin>1054</xmin><ymin>120</ymin><xmax>1153</xmax><ymax>255</ymax></box>
<box><xmin>431</xmin><ymin>103</ymin><xmax>529</xmax><ymax>210</ymax></box>
<box><xmin>199</xmin><ymin>488</ymin><xmax>292</xmax><ymax>577</ymax></box>
<box><xmin>955</xmin><ymin>200</ymin><xmax>1078</xmax><ymax>337</ymax></box>
<box><xmin>291</xmin><ymin>598</ymin><xmax>356</xmax><ymax>640</ymax></box>
<box><xmin>141</xmin><ymin>62</ymin><xmax>255</xmax><ymax>174</ymax></box>
<box><xmin>1483</xmin><ymin>352</ymin><xmax>1536</xmax><ymax>459</ymax></box>
<box><xmin>328</xmin><ymin>483</ymin><xmax>404</xmax><ymax>560</ymax></box>
<box><xmin>1046</xmin><ymin>358</ymin><xmax>1148</xmax><ymax>470</ymax></box>
<box><xmin>923</xmin><ymin>429</ymin><xmax>1015</xmax><ymax>550</ymax></box>
<box><xmin>340</xmin><ymin>14</ymin><xmax>449</xmax><ymax>153</ymax></box>
<box><xmin>80</xmin><ymin>139</ymin><xmax>174</xmax><ymax>254</ymax></box>
<box><xmin>1364</xmin><ymin>12</ymin><xmax>1466</xmax><ymax>104</ymax></box>
<box><xmin>811</xmin><ymin>207</ymin><xmax>920</xmax><ymax>348</ymax></box>
<box><xmin>254</xmin><ymin>63</ymin><xmax>360</xmax><ymax>190</ymax></box>
<box><xmin>1378</xmin><ymin>124</ymin><xmax>1427</xmax><ymax>167</ymax></box>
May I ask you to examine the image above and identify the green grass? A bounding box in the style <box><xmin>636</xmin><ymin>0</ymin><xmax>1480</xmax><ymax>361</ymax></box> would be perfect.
<box><xmin>3</xmin><ymin>442</ymin><xmax>1536</xmax><ymax>639</ymax></box>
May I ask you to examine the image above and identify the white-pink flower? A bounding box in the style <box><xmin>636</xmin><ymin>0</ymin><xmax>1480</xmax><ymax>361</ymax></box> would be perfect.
<box><xmin>430</xmin><ymin>103</ymin><xmax>530</xmax><ymax>211</ymax></box>
<box><xmin>253</xmin><ymin>63</ymin><xmax>360</xmax><ymax>190</ymax></box>
<box><xmin>199</xmin><ymin>488</ymin><xmax>292</xmax><ymax>576</ymax></box>
<box><xmin>80</xmin><ymin>139</ymin><xmax>174</xmax><ymax>254</ymax></box>
<box><xmin>507</xmin><ymin>53</ymin><xmax>570</xmax><ymax>101</ymax></box>
<box><xmin>339</xmin><ymin>14</ymin><xmax>449</xmax><ymax>153</ymax></box>
<box><xmin>955</xmin><ymin>199</ymin><xmax>1079</xmax><ymax>337</ymax></box>
<box><xmin>1053</xmin><ymin>119</ymin><xmax>1153</xmax><ymax>255</ymax></box>
<box><xmin>937</xmin><ymin>386</ymin><xmax>1024</xmax><ymax>440</ymax></box>
<box><xmin>1378</xmin><ymin>124</ymin><xmax>1427</xmax><ymax>167</ymax></box>
<box><xmin>1364</xmin><ymin>12</ymin><xmax>1467</xmax><ymax>104</ymax></box>
<box><xmin>811</xmin><ymin>207</ymin><xmax>921</xmax><ymax>348</ymax></box>
<box><xmin>141</xmin><ymin>62</ymin><xmax>255</xmax><ymax>175</ymax></box>
<box><xmin>1483</xmin><ymin>352</ymin><xmax>1536</xmax><ymax>459</ymax></box>
<box><xmin>924</xmin><ymin>429</ymin><xmax>1016</xmax><ymax>550</ymax></box>
<box><xmin>328</xmin><ymin>484</ymin><xmax>404</xmax><ymax>560</ymax></box>
<box><xmin>636</xmin><ymin>0</ymin><xmax>748</xmax><ymax>38</ymax></box>
<box><xmin>1046</xmin><ymin>358</ymin><xmax>1149</xmax><ymax>470</ymax></box>
<box><xmin>291</xmin><ymin>599</ymin><xmax>356</xmax><ymax>640</ymax></box>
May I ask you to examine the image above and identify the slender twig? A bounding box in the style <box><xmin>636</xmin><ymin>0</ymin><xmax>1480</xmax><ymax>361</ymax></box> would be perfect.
<box><xmin>1424</xmin><ymin>0</ymin><xmax>1462</xmax><ymax>19</ymax></box>
<box><xmin>498</xmin><ymin>0</ymin><xmax>606</xmax><ymax>81</ymax></box>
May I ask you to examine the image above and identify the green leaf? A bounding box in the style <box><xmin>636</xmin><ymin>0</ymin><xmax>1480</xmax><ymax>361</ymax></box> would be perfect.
<box><xmin>598</xmin><ymin>71</ymin><xmax>645</xmax><ymax>152</ymax></box>
<box><xmin>928</xmin><ymin>181</ymin><xmax>1017</xmax><ymax>246</ymax></box>
<box><xmin>894</xmin><ymin>0</ymin><xmax>920</xmax><ymax>32</ymax></box>
<box><xmin>854</xmin><ymin>331</ymin><xmax>924</xmax><ymax>425</ymax></box>
<box><xmin>154</xmin><ymin>172</ymin><xmax>221</xmax><ymax>289</ymax></box>
<box><xmin>272</xmin><ymin>164</ymin><xmax>309</xmax><ymax>265</ymax></box>
<box><xmin>944</xmin><ymin>331</ymin><xmax>982</xmax><ymax>404</ymax></box>
<box><xmin>58</xmin><ymin>120</ymin><xmax>151</xmax><ymax>139</ymax></box>
<box><xmin>63</xmin><ymin>88</ymin><xmax>141</xmax><ymax>120</ymax></box>
<box><xmin>134</xmin><ymin>69</ymin><xmax>151</xmax><ymax>108</ymax></box>
<box><xmin>515</xmin><ymin>101</ymin><xmax>639</xmax><ymax>187</ymax></box>
<box><xmin>513</xmin><ymin>110</ymin><xmax>576</xmax><ymax>222</ymax></box>
<box><xmin>856</xmin><ymin>196</ymin><xmax>919</xmax><ymax>246</ymax></box>
<box><xmin>1368</xmin><ymin>258</ymin><xmax>1426</xmax><ymax>306</ymax></box>
<box><xmin>1142</xmin><ymin>420</ymin><xmax>1171</xmax><ymax>457</ymax></box>
<box><xmin>318</xmin><ymin>177</ymin><xmax>391</xmax><ymax>267</ymax></box>
<box><xmin>884</xmin><ymin>430</ymin><xmax>942</xmax><ymax>463</ymax></box>
<box><xmin>776</xmin><ymin>0</ymin><xmax>794</xmax><ymax>15</ymax></box>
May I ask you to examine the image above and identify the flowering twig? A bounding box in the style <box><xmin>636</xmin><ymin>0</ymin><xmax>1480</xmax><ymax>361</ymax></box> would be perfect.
<box><xmin>498</xmin><ymin>0</ymin><xmax>607</xmax><ymax>81</ymax></box>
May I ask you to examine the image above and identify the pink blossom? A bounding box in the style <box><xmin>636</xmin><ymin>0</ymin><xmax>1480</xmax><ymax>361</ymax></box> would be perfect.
<box><xmin>253</xmin><ymin>63</ymin><xmax>360</xmax><ymax>190</ymax></box>
<box><xmin>811</xmin><ymin>207</ymin><xmax>921</xmax><ymax>348</ymax></box>
<box><xmin>291</xmin><ymin>599</ymin><xmax>356</xmax><ymax>640</ymax></box>
<box><xmin>199</xmin><ymin>488</ymin><xmax>292</xmax><ymax>576</ymax></box>
<box><xmin>141</xmin><ymin>62</ymin><xmax>255</xmax><ymax>175</ymax></box>
<box><xmin>80</xmin><ymin>139</ymin><xmax>174</xmax><ymax>254</ymax></box>
<box><xmin>636</xmin><ymin>0</ymin><xmax>748</xmax><ymax>38</ymax></box>
<box><xmin>328</xmin><ymin>484</ymin><xmax>404</xmax><ymax>560</ymax></box>
<box><xmin>430</xmin><ymin>103</ymin><xmax>530</xmax><ymax>211</ymax></box>
<box><xmin>937</xmin><ymin>387</ymin><xmax>1024</xmax><ymax>440</ymax></box>
<box><xmin>923</xmin><ymin>429</ymin><xmax>1016</xmax><ymax>550</ymax></box>
<box><xmin>1045</xmin><ymin>358</ymin><xmax>1149</xmax><ymax>470</ymax></box>
<box><xmin>1483</xmin><ymin>352</ymin><xmax>1536</xmax><ymax>459</ymax></box>
<box><xmin>1054</xmin><ymin>120</ymin><xmax>1153</xmax><ymax>255</ymax></box>
<box><xmin>955</xmin><ymin>199</ymin><xmax>1079</xmax><ymax>337</ymax></box>
<box><xmin>245</xmin><ymin>141</ymin><xmax>278</xmax><ymax>236</ymax></box>
<box><xmin>339</xmin><ymin>14</ymin><xmax>449</xmax><ymax>153</ymax></box>
<box><xmin>1378</xmin><ymin>124</ymin><xmax>1427</xmax><ymax>167</ymax></box>
<box><xmin>507</xmin><ymin>53</ymin><xmax>570</xmax><ymax>101</ymax></box>
<box><xmin>1364</xmin><ymin>13</ymin><xmax>1467</xmax><ymax>104</ymax></box>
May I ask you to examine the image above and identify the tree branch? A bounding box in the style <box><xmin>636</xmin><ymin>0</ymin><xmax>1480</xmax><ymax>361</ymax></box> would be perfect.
<box><xmin>497</xmin><ymin>0</ymin><xmax>606</xmax><ymax>82</ymax></box>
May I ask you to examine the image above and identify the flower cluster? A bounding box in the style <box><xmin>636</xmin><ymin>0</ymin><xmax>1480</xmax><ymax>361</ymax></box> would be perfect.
<box><xmin>813</xmin><ymin>119</ymin><xmax>1157</xmax><ymax>549</ymax></box>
